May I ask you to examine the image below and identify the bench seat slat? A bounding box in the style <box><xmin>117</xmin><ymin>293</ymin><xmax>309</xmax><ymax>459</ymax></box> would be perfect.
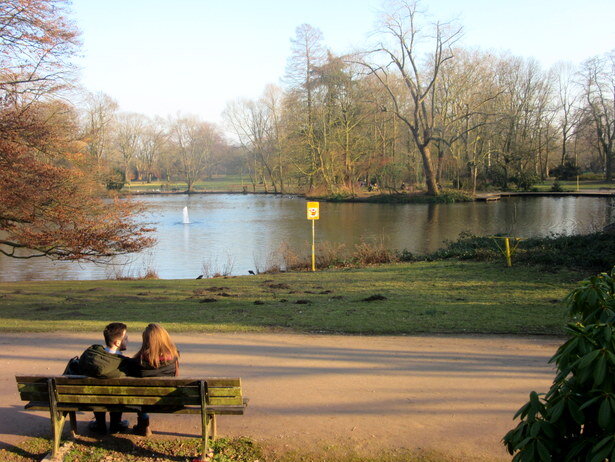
<box><xmin>24</xmin><ymin>399</ymin><xmax>248</xmax><ymax>415</ymax></box>
<box><xmin>27</xmin><ymin>406</ymin><xmax>246</xmax><ymax>415</ymax></box>
<box><xmin>20</xmin><ymin>392</ymin><xmax>49</xmax><ymax>402</ymax></box>
<box><xmin>19</xmin><ymin>388</ymin><xmax>242</xmax><ymax>405</ymax></box>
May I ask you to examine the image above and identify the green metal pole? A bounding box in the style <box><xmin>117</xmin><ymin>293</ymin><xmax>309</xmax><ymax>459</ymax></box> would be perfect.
<box><xmin>504</xmin><ymin>238</ymin><xmax>512</xmax><ymax>267</ymax></box>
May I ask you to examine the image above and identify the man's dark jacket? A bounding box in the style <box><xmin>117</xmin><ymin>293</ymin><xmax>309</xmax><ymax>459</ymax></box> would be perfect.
<box><xmin>78</xmin><ymin>345</ymin><xmax>131</xmax><ymax>378</ymax></box>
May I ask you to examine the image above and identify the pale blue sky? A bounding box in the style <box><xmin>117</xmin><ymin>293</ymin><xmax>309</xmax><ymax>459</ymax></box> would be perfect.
<box><xmin>72</xmin><ymin>0</ymin><xmax>615</xmax><ymax>127</ymax></box>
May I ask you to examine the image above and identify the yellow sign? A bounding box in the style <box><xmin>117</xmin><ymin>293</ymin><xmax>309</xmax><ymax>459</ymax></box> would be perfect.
<box><xmin>307</xmin><ymin>202</ymin><xmax>320</xmax><ymax>220</ymax></box>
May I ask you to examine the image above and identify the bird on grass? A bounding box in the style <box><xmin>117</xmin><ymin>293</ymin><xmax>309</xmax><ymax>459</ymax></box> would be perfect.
<box><xmin>196</xmin><ymin>275</ymin><xmax>203</xmax><ymax>279</ymax></box>
<box><xmin>248</xmin><ymin>270</ymin><xmax>256</xmax><ymax>275</ymax></box>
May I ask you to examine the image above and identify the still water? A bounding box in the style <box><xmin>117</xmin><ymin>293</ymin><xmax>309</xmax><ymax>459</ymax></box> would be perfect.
<box><xmin>1</xmin><ymin>194</ymin><xmax>613</xmax><ymax>281</ymax></box>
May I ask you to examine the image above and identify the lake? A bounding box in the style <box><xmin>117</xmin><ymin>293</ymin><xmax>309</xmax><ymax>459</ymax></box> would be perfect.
<box><xmin>1</xmin><ymin>194</ymin><xmax>613</xmax><ymax>281</ymax></box>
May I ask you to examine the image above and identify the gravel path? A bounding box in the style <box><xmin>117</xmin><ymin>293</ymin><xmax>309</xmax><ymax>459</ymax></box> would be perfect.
<box><xmin>0</xmin><ymin>332</ymin><xmax>560</xmax><ymax>460</ymax></box>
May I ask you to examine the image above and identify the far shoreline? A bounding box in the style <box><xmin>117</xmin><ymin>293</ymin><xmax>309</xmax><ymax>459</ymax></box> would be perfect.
<box><xmin>120</xmin><ymin>188</ymin><xmax>615</xmax><ymax>203</ymax></box>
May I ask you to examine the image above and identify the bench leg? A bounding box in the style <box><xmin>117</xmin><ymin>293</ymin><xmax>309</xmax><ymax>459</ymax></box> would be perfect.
<box><xmin>68</xmin><ymin>411</ymin><xmax>78</xmax><ymax>437</ymax></box>
<box><xmin>47</xmin><ymin>378</ymin><xmax>67</xmax><ymax>460</ymax></box>
<box><xmin>199</xmin><ymin>412</ymin><xmax>210</xmax><ymax>461</ymax></box>
<box><xmin>208</xmin><ymin>414</ymin><xmax>217</xmax><ymax>441</ymax></box>
<box><xmin>50</xmin><ymin>410</ymin><xmax>67</xmax><ymax>459</ymax></box>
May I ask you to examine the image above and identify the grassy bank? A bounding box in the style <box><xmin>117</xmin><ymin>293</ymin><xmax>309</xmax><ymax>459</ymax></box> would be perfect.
<box><xmin>310</xmin><ymin>189</ymin><xmax>474</xmax><ymax>204</ymax></box>
<box><xmin>122</xmin><ymin>176</ymin><xmax>269</xmax><ymax>194</ymax></box>
<box><xmin>0</xmin><ymin>435</ymin><xmax>482</xmax><ymax>462</ymax></box>
<box><xmin>120</xmin><ymin>175</ymin><xmax>614</xmax><ymax>198</ymax></box>
<box><xmin>0</xmin><ymin>261</ymin><xmax>579</xmax><ymax>335</ymax></box>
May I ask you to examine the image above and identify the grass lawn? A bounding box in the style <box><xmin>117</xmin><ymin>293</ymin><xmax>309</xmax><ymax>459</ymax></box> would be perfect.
<box><xmin>0</xmin><ymin>435</ymin><xmax>494</xmax><ymax>462</ymax></box>
<box><xmin>0</xmin><ymin>261</ymin><xmax>581</xmax><ymax>335</ymax></box>
<box><xmin>123</xmin><ymin>175</ymin><xmax>269</xmax><ymax>193</ymax></box>
<box><xmin>533</xmin><ymin>179</ymin><xmax>615</xmax><ymax>191</ymax></box>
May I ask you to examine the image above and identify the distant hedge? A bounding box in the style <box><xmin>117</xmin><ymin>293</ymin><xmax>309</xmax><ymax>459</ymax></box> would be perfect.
<box><xmin>404</xmin><ymin>231</ymin><xmax>615</xmax><ymax>273</ymax></box>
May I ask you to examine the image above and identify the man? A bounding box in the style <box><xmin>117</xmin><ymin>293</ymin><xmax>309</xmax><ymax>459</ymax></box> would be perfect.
<box><xmin>78</xmin><ymin>322</ymin><xmax>132</xmax><ymax>433</ymax></box>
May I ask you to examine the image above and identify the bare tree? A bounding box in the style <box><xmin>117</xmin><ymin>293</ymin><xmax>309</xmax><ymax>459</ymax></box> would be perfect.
<box><xmin>137</xmin><ymin>117</ymin><xmax>167</xmax><ymax>182</ymax></box>
<box><xmin>432</xmin><ymin>49</ymin><xmax>501</xmax><ymax>190</ymax></box>
<box><xmin>261</xmin><ymin>84</ymin><xmax>286</xmax><ymax>192</ymax></box>
<box><xmin>579</xmin><ymin>52</ymin><xmax>615</xmax><ymax>181</ymax></box>
<box><xmin>115</xmin><ymin>113</ymin><xmax>144</xmax><ymax>184</ymax></box>
<box><xmin>553</xmin><ymin>62</ymin><xmax>582</xmax><ymax>166</ymax></box>
<box><xmin>224</xmin><ymin>97</ymin><xmax>279</xmax><ymax>192</ymax></box>
<box><xmin>170</xmin><ymin>115</ymin><xmax>221</xmax><ymax>191</ymax></box>
<box><xmin>81</xmin><ymin>92</ymin><xmax>118</xmax><ymax>166</ymax></box>
<box><xmin>487</xmin><ymin>55</ymin><xmax>552</xmax><ymax>189</ymax></box>
<box><xmin>361</xmin><ymin>0</ymin><xmax>462</xmax><ymax>195</ymax></box>
<box><xmin>285</xmin><ymin>23</ymin><xmax>326</xmax><ymax>191</ymax></box>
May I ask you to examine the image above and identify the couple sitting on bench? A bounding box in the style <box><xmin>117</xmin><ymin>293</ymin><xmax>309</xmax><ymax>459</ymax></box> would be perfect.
<box><xmin>74</xmin><ymin>322</ymin><xmax>178</xmax><ymax>436</ymax></box>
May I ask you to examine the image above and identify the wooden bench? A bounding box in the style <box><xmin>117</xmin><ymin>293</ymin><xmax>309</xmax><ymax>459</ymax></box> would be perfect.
<box><xmin>16</xmin><ymin>375</ymin><xmax>248</xmax><ymax>461</ymax></box>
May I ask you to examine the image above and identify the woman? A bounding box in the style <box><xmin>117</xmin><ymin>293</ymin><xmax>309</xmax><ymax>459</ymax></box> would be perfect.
<box><xmin>131</xmin><ymin>323</ymin><xmax>180</xmax><ymax>436</ymax></box>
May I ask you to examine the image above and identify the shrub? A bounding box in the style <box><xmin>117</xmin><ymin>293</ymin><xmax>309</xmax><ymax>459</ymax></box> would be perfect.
<box><xmin>266</xmin><ymin>238</ymin><xmax>399</xmax><ymax>271</ymax></box>
<box><xmin>434</xmin><ymin>189</ymin><xmax>474</xmax><ymax>203</ymax></box>
<box><xmin>486</xmin><ymin>165</ymin><xmax>509</xmax><ymax>189</ymax></box>
<box><xmin>276</xmin><ymin>241</ymin><xmax>307</xmax><ymax>271</ymax></box>
<box><xmin>104</xmin><ymin>168</ymin><xmax>125</xmax><ymax>190</ymax></box>
<box><xmin>142</xmin><ymin>268</ymin><xmax>159</xmax><ymax>280</ymax></box>
<box><xmin>271</xmin><ymin>240</ymin><xmax>349</xmax><ymax>271</ymax></box>
<box><xmin>360</xmin><ymin>190</ymin><xmax>473</xmax><ymax>204</ymax></box>
<box><xmin>420</xmin><ymin>231</ymin><xmax>615</xmax><ymax>273</ymax></box>
<box><xmin>503</xmin><ymin>268</ymin><xmax>615</xmax><ymax>461</ymax></box>
<box><xmin>397</xmin><ymin>249</ymin><xmax>415</xmax><ymax>262</ymax></box>
<box><xmin>317</xmin><ymin>241</ymin><xmax>348</xmax><ymax>268</ymax></box>
<box><xmin>425</xmin><ymin>232</ymin><xmax>497</xmax><ymax>261</ymax></box>
<box><xmin>352</xmin><ymin>239</ymin><xmax>397</xmax><ymax>265</ymax></box>
<box><xmin>550</xmin><ymin>180</ymin><xmax>564</xmax><ymax>192</ymax></box>
<box><xmin>551</xmin><ymin>161</ymin><xmax>582</xmax><ymax>181</ymax></box>
<box><xmin>109</xmin><ymin>265</ymin><xmax>159</xmax><ymax>280</ymax></box>
<box><xmin>511</xmin><ymin>171</ymin><xmax>540</xmax><ymax>191</ymax></box>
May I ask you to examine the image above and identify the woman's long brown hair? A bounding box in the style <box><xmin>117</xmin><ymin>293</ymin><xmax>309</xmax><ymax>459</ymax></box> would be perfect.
<box><xmin>134</xmin><ymin>323</ymin><xmax>179</xmax><ymax>369</ymax></box>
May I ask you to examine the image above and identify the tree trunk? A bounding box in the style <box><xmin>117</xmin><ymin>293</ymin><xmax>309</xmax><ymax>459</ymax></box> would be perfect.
<box><xmin>419</xmin><ymin>144</ymin><xmax>440</xmax><ymax>196</ymax></box>
<box><xmin>606</xmin><ymin>147</ymin><xmax>613</xmax><ymax>181</ymax></box>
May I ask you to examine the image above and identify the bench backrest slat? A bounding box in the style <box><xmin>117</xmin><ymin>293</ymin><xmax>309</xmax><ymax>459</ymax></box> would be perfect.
<box><xmin>17</xmin><ymin>376</ymin><xmax>240</xmax><ymax>386</ymax></box>
<box><xmin>58</xmin><ymin>395</ymin><xmax>197</xmax><ymax>406</ymax></box>
<box><xmin>57</xmin><ymin>385</ymin><xmax>200</xmax><ymax>397</ymax></box>
<box><xmin>16</xmin><ymin>376</ymin><xmax>243</xmax><ymax>407</ymax></box>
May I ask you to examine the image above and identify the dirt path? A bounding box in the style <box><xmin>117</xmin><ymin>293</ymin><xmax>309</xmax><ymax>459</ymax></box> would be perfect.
<box><xmin>0</xmin><ymin>332</ymin><xmax>560</xmax><ymax>460</ymax></box>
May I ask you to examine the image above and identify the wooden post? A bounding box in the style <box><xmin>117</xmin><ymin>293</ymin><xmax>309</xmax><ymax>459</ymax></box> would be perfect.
<box><xmin>504</xmin><ymin>238</ymin><xmax>512</xmax><ymax>267</ymax></box>
<box><xmin>199</xmin><ymin>380</ymin><xmax>210</xmax><ymax>461</ymax></box>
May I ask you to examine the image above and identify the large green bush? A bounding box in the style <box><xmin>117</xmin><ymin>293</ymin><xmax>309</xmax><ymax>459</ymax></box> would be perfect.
<box><xmin>503</xmin><ymin>268</ymin><xmax>615</xmax><ymax>461</ymax></box>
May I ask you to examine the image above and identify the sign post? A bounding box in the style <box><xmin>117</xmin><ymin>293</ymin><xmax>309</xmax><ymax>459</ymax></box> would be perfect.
<box><xmin>307</xmin><ymin>202</ymin><xmax>319</xmax><ymax>271</ymax></box>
